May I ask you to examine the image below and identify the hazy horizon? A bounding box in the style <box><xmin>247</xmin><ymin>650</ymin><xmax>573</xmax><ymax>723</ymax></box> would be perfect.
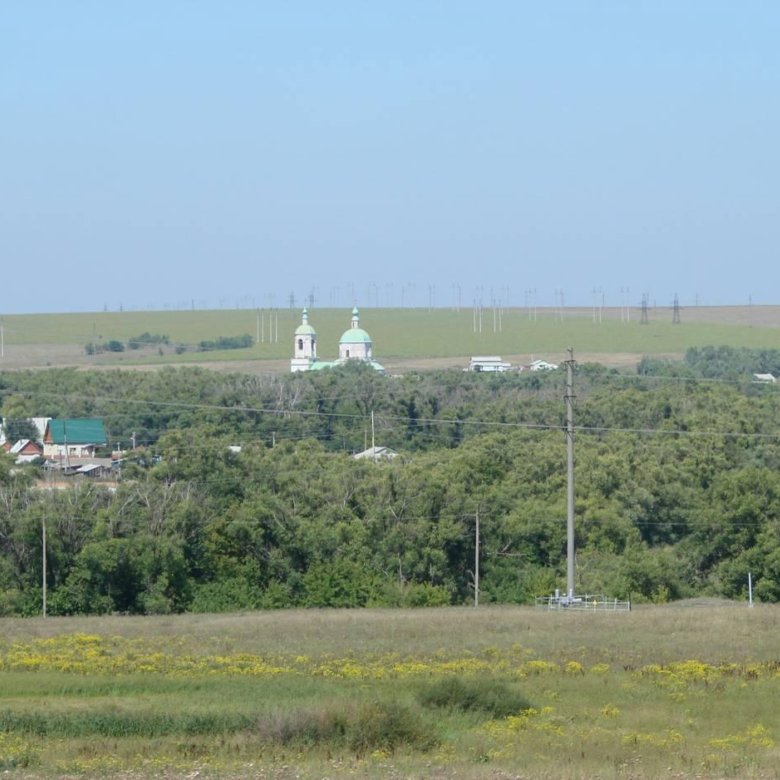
<box><xmin>3</xmin><ymin>2</ymin><xmax>778</xmax><ymax>314</ymax></box>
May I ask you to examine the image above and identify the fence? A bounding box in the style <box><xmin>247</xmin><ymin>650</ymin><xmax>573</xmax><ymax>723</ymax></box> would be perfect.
<box><xmin>535</xmin><ymin>593</ymin><xmax>631</xmax><ymax>612</ymax></box>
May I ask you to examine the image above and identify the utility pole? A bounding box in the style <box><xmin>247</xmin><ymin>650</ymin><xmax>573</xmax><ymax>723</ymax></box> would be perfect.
<box><xmin>64</xmin><ymin>423</ymin><xmax>70</xmax><ymax>470</ymax></box>
<box><xmin>371</xmin><ymin>410</ymin><xmax>376</xmax><ymax>461</ymax></box>
<box><xmin>565</xmin><ymin>347</ymin><xmax>576</xmax><ymax>600</ymax></box>
<box><xmin>474</xmin><ymin>504</ymin><xmax>480</xmax><ymax>608</ymax></box>
<box><xmin>42</xmin><ymin>516</ymin><xmax>47</xmax><ymax>618</ymax></box>
<box><xmin>620</xmin><ymin>287</ymin><xmax>630</xmax><ymax>322</ymax></box>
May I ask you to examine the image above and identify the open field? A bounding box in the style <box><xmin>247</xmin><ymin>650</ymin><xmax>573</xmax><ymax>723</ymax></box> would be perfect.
<box><xmin>1</xmin><ymin>305</ymin><xmax>779</xmax><ymax>372</ymax></box>
<box><xmin>2</xmin><ymin>604</ymin><xmax>780</xmax><ymax>778</ymax></box>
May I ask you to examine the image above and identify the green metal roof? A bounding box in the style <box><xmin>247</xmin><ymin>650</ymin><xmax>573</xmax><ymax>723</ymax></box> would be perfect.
<box><xmin>46</xmin><ymin>418</ymin><xmax>107</xmax><ymax>445</ymax></box>
<box><xmin>295</xmin><ymin>308</ymin><xmax>317</xmax><ymax>336</ymax></box>
<box><xmin>339</xmin><ymin>328</ymin><xmax>372</xmax><ymax>344</ymax></box>
<box><xmin>295</xmin><ymin>324</ymin><xmax>317</xmax><ymax>335</ymax></box>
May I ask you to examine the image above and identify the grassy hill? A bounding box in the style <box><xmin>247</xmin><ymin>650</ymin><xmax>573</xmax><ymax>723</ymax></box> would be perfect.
<box><xmin>0</xmin><ymin>305</ymin><xmax>779</xmax><ymax>371</ymax></box>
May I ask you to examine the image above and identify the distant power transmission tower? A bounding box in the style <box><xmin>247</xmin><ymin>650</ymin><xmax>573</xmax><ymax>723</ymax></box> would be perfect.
<box><xmin>640</xmin><ymin>294</ymin><xmax>649</xmax><ymax>325</ymax></box>
<box><xmin>672</xmin><ymin>294</ymin><xmax>681</xmax><ymax>324</ymax></box>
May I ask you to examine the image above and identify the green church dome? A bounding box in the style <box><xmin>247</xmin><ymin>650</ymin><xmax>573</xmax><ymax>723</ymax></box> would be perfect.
<box><xmin>295</xmin><ymin>323</ymin><xmax>317</xmax><ymax>335</ymax></box>
<box><xmin>339</xmin><ymin>327</ymin><xmax>372</xmax><ymax>344</ymax></box>
<box><xmin>295</xmin><ymin>308</ymin><xmax>317</xmax><ymax>336</ymax></box>
<box><xmin>339</xmin><ymin>307</ymin><xmax>371</xmax><ymax>344</ymax></box>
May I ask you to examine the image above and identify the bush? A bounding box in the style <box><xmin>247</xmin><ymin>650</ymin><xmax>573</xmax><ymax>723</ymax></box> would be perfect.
<box><xmin>302</xmin><ymin>560</ymin><xmax>380</xmax><ymax>607</ymax></box>
<box><xmin>0</xmin><ymin>589</ymin><xmax>23</xmax><ymax>617</ymax></box>
<box><xmin>418</xmin><ymin>677</ymin><xmax>532</xmax><ymax>718</ymax></box>
<box><xmin>197</xmin><ymin>334</ymin><xmax>253</xmax><ymax>351</ymax></box>
<box><xmin>348</xmin><ymin>700</ymin><xmax>437</xmax><ymax>755</ymax></box>
<box><xmin>258</xmin><ymin>708</ymin><xmax>349</xmax><ymax>747</ymax></box>
<box><xmin>128</xmin><ymin>332</ymin><xmax>169</xmax><ymax>350</ymax></box>
<box><xmin>189</xmin><ymin>577</ymin><xmax>261</xmax><ymax>613</ymax></box>
<box><xmin>258</xmin><ymin>701</ymin><xmax>437</xmax><ymax>755</ymax></box>
<box><xmin>374</xmin><ymin>580</ymin><xmax>452</xmax><ymax>607</ymax></box>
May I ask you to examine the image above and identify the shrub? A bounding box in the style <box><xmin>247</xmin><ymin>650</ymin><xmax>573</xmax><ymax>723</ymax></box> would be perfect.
<box><xmin>417</xmin><ymin>677</ymin><xmax>531</xmax><ymax>718</ymax></box>
<box><xmin>374</xmin><ymin>580</ymin><xmax>452</xmax><ymax>607</ymax></box>
<box><xmin>197</xmin><ymin>334</ymin><xmax>253</xmax><ymax>351</ymax></box>
<box><xmin>189</xmin><ymin>577</ymin><xmax>261</xmax><ymax>613</ymax></box>
<box><xmin>128</xmin><ymin>332</ymin><xmax>169</xmax><ymax>350</ymax></box>
<box><xmin>258</xmin><ymin>708</ymin><xmax>350</xmax><ymax>747</ymax></box>
<box><xmin>348</xmin><ymin>701</ymin><xmax>437</xmax><ymax>755</ymax></box>
<box><xmin>0</xmin><ymin>589</ymin><xmax>23</xmax><ymax>617</ymax></box>
<box><xmin>302</xmin><ymin>560</ymin><xmax>380</xmax><ymax>607</ymax></box>
<box><xmin>257</xmin><ymin>701</ymin><xmax>437</xmax><ymax>755</ymax></box>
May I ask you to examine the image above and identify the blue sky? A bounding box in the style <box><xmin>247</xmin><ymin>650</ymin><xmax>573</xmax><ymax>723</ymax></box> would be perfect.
<box><xmin>2</xmin><ymin>1</ymin><xmax>778</xmax><ymax>313</ymax></box>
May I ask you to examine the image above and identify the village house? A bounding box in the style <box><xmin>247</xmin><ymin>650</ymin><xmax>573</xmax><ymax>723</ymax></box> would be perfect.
<box><xmin>43</xmin><ymin>418</ymin><xmax>108</xmax><ymax>461</ymax></box>
<box><xmin>3</xmin><ymin>438</ymin><xmax>43</xmax><ymax>463</ymax></box>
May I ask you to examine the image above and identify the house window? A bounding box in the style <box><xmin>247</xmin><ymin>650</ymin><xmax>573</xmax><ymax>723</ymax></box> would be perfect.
<box><xmin>345</xmin><ymin>349</ymin><xmax>350</xmax><ymax>358</ymax></box>
<box><xmin>298</xmin><ymin>338</ymin><xmax>303</xmax><ymax>350</ymax></box>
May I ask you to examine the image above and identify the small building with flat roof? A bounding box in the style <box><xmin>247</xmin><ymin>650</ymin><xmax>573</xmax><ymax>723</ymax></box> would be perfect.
<box><xmin>468</xmin><ymin>356</ymin><xmax>512</xmax><ymax>372</ymax></box>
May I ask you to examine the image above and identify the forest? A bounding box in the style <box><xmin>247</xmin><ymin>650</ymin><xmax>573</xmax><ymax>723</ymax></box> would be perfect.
<box><xmin>1</xmin><ymin>345</ymin><xmax>780</xmax><ymax>615</ymax></box>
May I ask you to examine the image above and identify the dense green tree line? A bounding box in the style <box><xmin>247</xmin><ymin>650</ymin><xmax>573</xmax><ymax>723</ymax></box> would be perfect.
<box><xmin>1</xmin><ymin>358</ymin><xmax>780</xmax><ymax>614</ymax></box>
<box><xmin>640</xmin><ymin>345</ymin><xmax>780</xmax><ymax>380</ymax></box>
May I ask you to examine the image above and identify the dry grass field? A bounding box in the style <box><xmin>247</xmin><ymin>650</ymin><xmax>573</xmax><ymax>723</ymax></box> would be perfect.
<box><xmin>1</xmin><ymin>305</ymin><xmax>779</xmax><ymax>373</ymax></box>
<box><xmin>2</xmin><ymin>604</ymin><xmax>780</xmax><ymax>779</ymax></box>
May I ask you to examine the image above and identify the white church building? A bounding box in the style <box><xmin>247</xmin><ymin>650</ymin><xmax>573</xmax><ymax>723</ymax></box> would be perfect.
<box><xmin>291</xmin><ymin>307</ymin><xmax>385</xmax><ymax>373</ymax></box>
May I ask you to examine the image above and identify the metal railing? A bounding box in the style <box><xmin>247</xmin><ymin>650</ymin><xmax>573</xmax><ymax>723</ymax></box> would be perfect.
<box><xmin>535</xmin><ymin>593</ymin><xmax>631</xmax><ymax>611</ymax></box>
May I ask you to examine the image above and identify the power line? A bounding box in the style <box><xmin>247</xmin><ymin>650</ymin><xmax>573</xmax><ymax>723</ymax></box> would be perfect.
<box><xmin>3</xmin><ymin>379</ymin><xmax>780</xmax><ymax>444</ymax></box>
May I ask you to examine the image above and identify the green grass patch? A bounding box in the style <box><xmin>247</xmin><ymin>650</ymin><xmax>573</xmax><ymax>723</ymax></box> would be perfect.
<box><xmin>0</xmin><ymin>709</ymin><xmax>255</xmax><ymax>738</ymax></box>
